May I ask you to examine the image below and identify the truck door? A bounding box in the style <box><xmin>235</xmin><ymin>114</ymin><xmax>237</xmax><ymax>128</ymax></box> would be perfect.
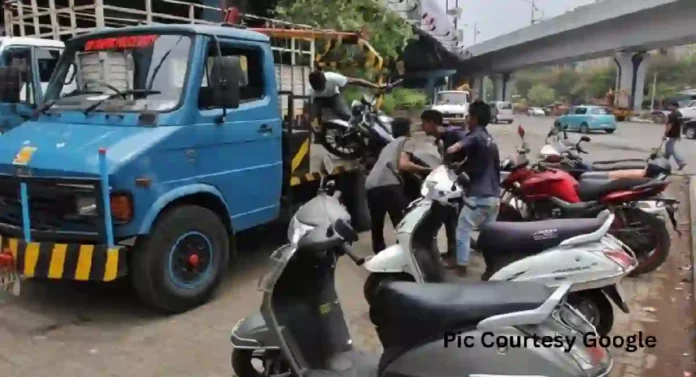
<box><xmin>195</xmin><ymin>40</ymin><xmax>282</xmax><ymax>231</ymax></box>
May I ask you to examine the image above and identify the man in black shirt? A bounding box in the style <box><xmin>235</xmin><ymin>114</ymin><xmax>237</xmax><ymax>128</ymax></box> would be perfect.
<box><xmin>444</xmin><ymin>100</ymin><xmax>501</xmax><ymax>276</ymax></box>
<box><xmin>665</xmin><ymin>101</ymin><xmax>687</xmax><ymax>170</ymax></box>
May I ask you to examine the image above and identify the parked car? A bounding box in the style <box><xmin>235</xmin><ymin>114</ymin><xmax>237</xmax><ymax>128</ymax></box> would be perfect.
<box><xmin>527</xmin><ymin>107</ymin><xmax>545</xmax><ymax>116</ymax></box>
<box><xmin>679</xmin><ymin>100</ymin><xmax>696</xmax><ymax>120</ymax></box>
<box><xmin>490</xmin><ymin>100</ymin><xmax>514</xmax><ymax>124</ymax></box>
<box><xmin>683</xmin><ymin>119</ymin><xmax>696</xmax><ymax>139</ymax></box>
<box><xmin>554</xmin><ymin>105</ymin><xmax>617</xmax><ymax>134</ymax></box>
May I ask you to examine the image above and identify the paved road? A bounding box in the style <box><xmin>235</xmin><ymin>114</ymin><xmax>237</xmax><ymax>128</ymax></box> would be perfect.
<box><xmin>0</xmin><ymin>116</ymin><xmax>693</xmax><ymax>377</ymax></box>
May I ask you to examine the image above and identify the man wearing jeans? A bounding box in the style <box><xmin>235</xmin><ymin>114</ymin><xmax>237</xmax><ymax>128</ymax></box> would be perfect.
<box><xmin>665</xmin><ymin>101</ymin><xmax>687</xmax><ymax>171</ymax></box>
<box><xmin>445</xmin><ymin>100</ymin><xmax>501</xmax><ymax>276</ymax></box>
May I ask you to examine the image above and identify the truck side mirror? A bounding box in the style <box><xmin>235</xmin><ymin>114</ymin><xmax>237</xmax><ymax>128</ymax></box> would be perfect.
<box><xmin>0</xmin><ymin>66</ymin><xmax>22</xmax><ymax>103</ymax></box>
<box><xmin>209</xmin><ymin>55</ymin><xmax>241</xmax><ymax>109</ymax></box>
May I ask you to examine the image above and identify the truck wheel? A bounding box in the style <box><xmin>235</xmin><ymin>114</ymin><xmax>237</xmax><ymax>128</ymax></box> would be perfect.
<box><xmin>685</xmin><ymin>127</ymin><xmax>696</xmax><ymax>139</ymax></box>
<box><xmin>580</xmin><ymin>123</ymin><xmax>590</xmax><ymax>134</ymax></box>
<box><xmin>616</xmin><ymin>116</ymin><xmax>626</xmax><ymax>122</ymax></box>
<box><xmin>131</xmin><ymin>205</ymin><xmax>229</xmax><ymax>314</ymax></box>
<box><xmin>345</xmin><ymin>173</ymin><xmax>371</xmax><ymax>232</ymax></box>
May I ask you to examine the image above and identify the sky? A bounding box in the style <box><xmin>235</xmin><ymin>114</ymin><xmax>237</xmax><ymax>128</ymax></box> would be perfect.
<box><xmin>437</xmin><ymin>0</ymin><xmax>597</xmax><ymax>45</ymax></box>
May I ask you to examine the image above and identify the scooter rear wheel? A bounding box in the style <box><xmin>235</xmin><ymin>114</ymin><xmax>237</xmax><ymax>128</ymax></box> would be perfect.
<box><xmin>567</xmin><ymin>290</ymin><xmax>614</xmax><ymax>336</ymax></box>
<box><xmin>232</xmin><ymin>349</ymin><xmax>287</xmax><ymax>377</ymax></box>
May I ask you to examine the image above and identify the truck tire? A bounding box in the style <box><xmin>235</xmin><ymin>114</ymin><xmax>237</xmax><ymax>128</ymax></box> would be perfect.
<box><xmin>344</xmin><ymin>173</ymin><xmax>371</xmax><ymax>232</ymax></box>
<box><xmin>685</xmin><ymin>126</ymin><xmax>696</xmax><ymax>139</ymax></box>
<box><xmin>131</xmin><ymin>205</ymin><xmax>229</xmax><ymax>314</ymax></box>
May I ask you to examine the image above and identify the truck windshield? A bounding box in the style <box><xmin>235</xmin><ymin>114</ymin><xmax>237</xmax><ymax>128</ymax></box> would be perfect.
<box><xmin>43</xmin><ymin>34</ymin><xmax>191</xmax><ymax>113</ymax></box>
<box><xmin>436</xmin><ymin>92</ymin><xmax>468</xmax><ymax>104</ymax></box>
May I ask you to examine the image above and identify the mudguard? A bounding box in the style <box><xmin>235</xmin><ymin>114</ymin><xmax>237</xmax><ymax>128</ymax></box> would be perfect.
<box><xmin>363</xmin><ymin>244</ymin><xmax>410</xmax><ymax>274</ymax></box>
<box><xmin>230</xmin><ymin>312</ymin><xmax>280</xmax><ymax>350</ymax></box>
<box><xmin>602</xmin><ymin>285</ymin><xmax>629</xmax><ymax>313</ymax></box>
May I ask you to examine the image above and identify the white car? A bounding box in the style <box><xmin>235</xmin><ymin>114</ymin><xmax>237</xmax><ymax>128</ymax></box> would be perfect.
<box><xmin>431</xmin><ymin>90</ymin><xmax>469</xmax><ymax>123</ymax></box>
<box><xmin>527</xmin><ymin>107</ymin><xmax>545</xmax><ymax>116</ymax></box>
<box><xmin>679</xmin><ymin>100</ymin><xmax>696</xmax><ymax>120</ymax></box>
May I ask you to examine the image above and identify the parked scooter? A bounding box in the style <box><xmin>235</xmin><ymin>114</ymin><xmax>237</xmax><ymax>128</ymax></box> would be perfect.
<box><xmin>230</xmin><ymin>178</ymin><xmax>614</xmax><ymax>377</ymax></box>
<box><xmin>316</xmin><ymin>80</ymin><xmax>403</xmax><ymax>162</ymax></box>
<box><xmin>363</xmin><ymin>161</ymin><xmax>636</xmax><ymax>335</ymax></box>
<box><xmin>499</xmin><ymin>126</ymin><xmax>676</xmax><ymax>277</ymax></box>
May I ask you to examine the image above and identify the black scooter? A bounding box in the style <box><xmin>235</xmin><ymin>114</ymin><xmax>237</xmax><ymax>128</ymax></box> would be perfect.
<box><xmin>230</xmin><ymin>179</ymin><xmax>613</xmax><ymax>377</ymax></box>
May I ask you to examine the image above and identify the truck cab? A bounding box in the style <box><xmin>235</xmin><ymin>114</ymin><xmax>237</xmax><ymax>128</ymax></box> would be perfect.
<box><xmin>0</xmin><ymin>37</ymin><xmax>66</xmax><ymax>132</ymax></box>
<box><xmin>0</xmin><ymin>22</ymin><xmax>366</xmax><ymax>314</ymax></box>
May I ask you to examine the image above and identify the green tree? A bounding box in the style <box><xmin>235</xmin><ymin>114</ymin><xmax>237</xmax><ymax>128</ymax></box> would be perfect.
<box><xmin>583</xmin><ymin>66</ymin><xmax>617</xmax><ymax>99</ymax></box>
<box><xmin>274</xmin><ymin>0</ymin><xmax>413</xmax><ymax>78</ymax></box>
<box><xmin>550</xmin><ymin>69</ymin><xmax>580</xmax><ymax>100</ymax></box>
<box><xmin>527</xmin><ymin>84</ymin><xmax>556</xmax><ymax>106</ymax></box>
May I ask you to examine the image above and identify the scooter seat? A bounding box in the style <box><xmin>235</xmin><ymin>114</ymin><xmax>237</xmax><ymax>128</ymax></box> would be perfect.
<box><xmin>576</xmin><ymin>177</ymin><xmax>652</xmax><ymax>201</ymax></box>
<box><xmin>370</xmin><ymin>281</ymin><xmax>551</xmax><ymax>349</ymax></box>
<box><xmin>477</xmin><ymin>215</ymin><xmax>607</xmax><ymax>256</ymax></box>
<box><xmin>591</xmin><ymin>161</ymin><xmax>646</xmax><ymax>171</ymax></box>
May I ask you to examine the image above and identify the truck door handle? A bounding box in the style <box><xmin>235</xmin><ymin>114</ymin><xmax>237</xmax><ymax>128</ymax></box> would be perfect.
<box><xmin>258</xmin><ymin>124</ymin><xmax>272</xmax><ymax>134</ymax></box>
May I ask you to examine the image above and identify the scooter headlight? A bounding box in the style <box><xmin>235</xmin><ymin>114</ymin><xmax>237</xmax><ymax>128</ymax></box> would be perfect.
<box><xmin>287</xmin><ymin>217</ymin><xmax>315</xmax><ymax>245</ymax></box>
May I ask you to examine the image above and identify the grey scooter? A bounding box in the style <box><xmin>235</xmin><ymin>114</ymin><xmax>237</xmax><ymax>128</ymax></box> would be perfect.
<box><xmin>230</xmin><ymin>180</ymin><xmax>613</xmax><ymax>377</ymax></box>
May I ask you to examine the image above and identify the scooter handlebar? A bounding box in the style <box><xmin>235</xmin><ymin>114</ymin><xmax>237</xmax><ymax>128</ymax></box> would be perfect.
<box><xmin>339</xmin><ymin>243</ymin><xmax>365</xmax><ymax>266</ymax></box>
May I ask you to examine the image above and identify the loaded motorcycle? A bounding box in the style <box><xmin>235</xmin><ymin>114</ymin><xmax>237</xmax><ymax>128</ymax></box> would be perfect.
<box><xmin>316</xmin><ymin>80</ymin><xmax>402</xmax><ymax>163</ymax></box>
<box><xmin>230</xmin><ymin>178</ymin><xmax>613</xmax><ymax>377</ymax></box>
<box><xmin>363</xmin><ymin>160</ymin><xmax>636</xmax><ymax>335</ymax></box>
<box><xmin>499</xmin><ymin>126</ymin><xmax>676</xmax><ymax>277</ymax></box>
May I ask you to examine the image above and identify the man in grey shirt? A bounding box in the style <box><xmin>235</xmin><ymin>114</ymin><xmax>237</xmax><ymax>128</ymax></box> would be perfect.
<box><xmin>365</xmin><ymin>118</ymin><xmax>431</xmax><ymax>253</ymax></box>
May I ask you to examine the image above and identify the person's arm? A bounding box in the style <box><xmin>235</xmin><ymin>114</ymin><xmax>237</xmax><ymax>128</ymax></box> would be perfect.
<box><xmin>396</xmin><ymin>139</ymin><xmax>430</xmax><ymax>174</ymax></box>
<box><xmin>346</xmin><ymin>77</ymin><xmax>382</xmax><ymax>90</ymax></box>
<box><xmin>446</xmin><ymin>131</ymin><xmax>473</xmax><ymax>154</ymax></box>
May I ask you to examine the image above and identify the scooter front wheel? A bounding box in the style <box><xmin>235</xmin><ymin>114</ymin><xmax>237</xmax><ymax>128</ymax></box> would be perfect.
<box><xmin>232</xmin><ymin>349</ymin><xmax>287</xmax><ymax>377</ymax></box>
<box><xmin>567</xmin><ymin>290</ymin><xmax>614</xmax><ymax>336</ymax></box>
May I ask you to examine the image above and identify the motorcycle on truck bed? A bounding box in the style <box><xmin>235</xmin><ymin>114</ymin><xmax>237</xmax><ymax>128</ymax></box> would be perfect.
<box><xmin>0</xmin><ymin>1</ymin><xmax>371</xmax><ymax>314</ymax></box>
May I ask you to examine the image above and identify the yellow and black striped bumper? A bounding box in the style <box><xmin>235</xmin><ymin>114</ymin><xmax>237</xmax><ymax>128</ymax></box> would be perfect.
<box><xmin>1</xmin><ymin>236</ymin><xmax>126</xmax><ymax>282</ymax></box>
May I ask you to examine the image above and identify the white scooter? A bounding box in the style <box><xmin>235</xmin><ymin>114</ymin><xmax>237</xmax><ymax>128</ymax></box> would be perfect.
<box><xmin>363</xmin><ymin>162</ymin><xmax>637</xmax><ymax>336</ymax></box>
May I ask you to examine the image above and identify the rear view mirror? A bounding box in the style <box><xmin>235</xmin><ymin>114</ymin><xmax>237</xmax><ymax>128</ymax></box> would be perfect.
<box><xmin>209</xmin><ymin>55</ymin><xmax>241</xmax><ymax>109</ymax></box>
<box><xmin>0</xmin><ymin>66</ymin><xmax>22</xmax><ymax>103</ymax></box>
<box><xmin>517</xmin><ymin>125</ymin><xmax>526</xmax><ymax>138</ymax></box>
<box><xmin>580</xmin><ymin>136</ymin><xmax>591</xmax><ymax>142</ymax></box>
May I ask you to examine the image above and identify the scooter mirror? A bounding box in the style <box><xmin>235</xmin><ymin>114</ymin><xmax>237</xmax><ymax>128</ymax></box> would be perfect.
<box><xmin>580</xmin><ymin>136</ymin><xmax>591</xmax><ymax>142</ymax></box>
<box><xmin>517</xmin><ymin>125</ymin><xmax>525</xmax><ymax>138</ymax></box>
<box><xmin>334</xmin><ymin>219</ymin><xmax>358</xmax><ymax>242</ymax></box>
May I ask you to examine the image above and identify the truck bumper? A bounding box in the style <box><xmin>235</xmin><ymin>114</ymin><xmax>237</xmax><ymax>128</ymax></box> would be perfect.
<box><xmin>0</xmin><ymin>236</ymin><xmax>126</xmax><ymax>282</ymax></box>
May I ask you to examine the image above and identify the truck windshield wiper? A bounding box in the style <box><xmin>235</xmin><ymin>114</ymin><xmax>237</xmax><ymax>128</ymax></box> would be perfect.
<box><xmin>82</xmin><ymin>89</ymin><xmax>161</xmax><ymax>115</ymax></box>
<box><xmin>33</xmin><ymin>89</ymin><xmax>104</xmax><ymax>117</ymax></box>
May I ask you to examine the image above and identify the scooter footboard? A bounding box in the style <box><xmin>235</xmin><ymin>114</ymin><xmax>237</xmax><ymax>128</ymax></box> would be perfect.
<box><xmin>230</xmin><ymin>312</ymin><xmax>280</xmax><ymax>349</ymax></box>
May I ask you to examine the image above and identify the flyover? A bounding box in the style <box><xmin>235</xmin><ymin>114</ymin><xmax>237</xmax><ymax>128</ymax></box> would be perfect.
<box><xmin>457</xmin><ymin>0</ymin><xmax>696</xmax><ymax>112</ymax></box>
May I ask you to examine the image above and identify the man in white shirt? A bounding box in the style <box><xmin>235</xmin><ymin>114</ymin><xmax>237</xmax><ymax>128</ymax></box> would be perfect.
<box><xmin>308</xmin><ymin>66</ymin><xmax>383</xmax><ymax>122</ymax></box>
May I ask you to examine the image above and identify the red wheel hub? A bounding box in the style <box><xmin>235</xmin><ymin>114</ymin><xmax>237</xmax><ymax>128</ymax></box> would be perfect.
<box><xmin>187</xmin><ymin>253</ymin><xmax>200</xmax><ymax>268</ymax></box>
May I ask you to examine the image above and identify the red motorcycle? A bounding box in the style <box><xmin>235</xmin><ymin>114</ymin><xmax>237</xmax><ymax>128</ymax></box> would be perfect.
<box><xmin>498</xmin><ymin>126</ymin><xmax>676</xmax><ymax>277</ymax></box>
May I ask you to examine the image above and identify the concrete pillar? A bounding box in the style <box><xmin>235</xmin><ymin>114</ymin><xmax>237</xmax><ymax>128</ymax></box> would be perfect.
<box><xmin>492</xmin><ymin>73</ymin><xmax>504</xmax><ymax>101</ymax></box>
<box><xmin>613</xmin><ymin>51</ymin><xmax>650</xmax><ymax>113</ymax></box>
<box><xmin>473</xmin><ymin>76</ymin><xmax>486</xmax><ymax>101</ymax></box>
<box><xmin>504</xmin><ymin>74</ymin><xmax>516</xmax><ymax>102</ymax></box>
<box><xmin>492</xmin><ymin>73</ymin><xmax>514</xmax><ymax>102</ymax></box>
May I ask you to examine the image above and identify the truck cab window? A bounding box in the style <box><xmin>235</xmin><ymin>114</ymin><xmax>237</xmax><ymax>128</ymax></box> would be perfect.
<box><xmin>199</xmin><ymin>44</ymin><xmax>264</xmax><ymax>109</ymax></box>
<box><xmin>1</xmin><ymin>46</ymin><xmax>35</xmax><ymax>105</ymax></box>
<box><xmin>34</xmin><ymin>47</ymin><xmax>63</xmax><ymax>93</ymax></box>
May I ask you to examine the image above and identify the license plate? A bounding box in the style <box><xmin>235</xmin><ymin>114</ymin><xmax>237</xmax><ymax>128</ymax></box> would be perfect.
<box><xmin>0</xmin><ymin>269</ymin><xmax>21</xmax><ymax>296</ymax></box>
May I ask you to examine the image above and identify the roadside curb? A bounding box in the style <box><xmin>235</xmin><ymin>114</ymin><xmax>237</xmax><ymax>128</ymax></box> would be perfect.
<box><xmin>689</xmin><ymin>176</ymin><xmax>696</xmax><ymax>305</ymax></box>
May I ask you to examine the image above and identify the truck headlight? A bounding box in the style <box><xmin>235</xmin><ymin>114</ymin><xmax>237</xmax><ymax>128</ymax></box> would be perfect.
<box><xmin>76</xmin><ymin>196</ymin><xmax>97</xmax><ymax>216</ymax></box>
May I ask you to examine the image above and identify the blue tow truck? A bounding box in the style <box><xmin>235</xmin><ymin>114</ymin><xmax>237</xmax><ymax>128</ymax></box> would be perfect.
<box><xmin>0</xmin><ymin>22</ymin><xmax>374</xmax><ymax>313</ymax></box>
